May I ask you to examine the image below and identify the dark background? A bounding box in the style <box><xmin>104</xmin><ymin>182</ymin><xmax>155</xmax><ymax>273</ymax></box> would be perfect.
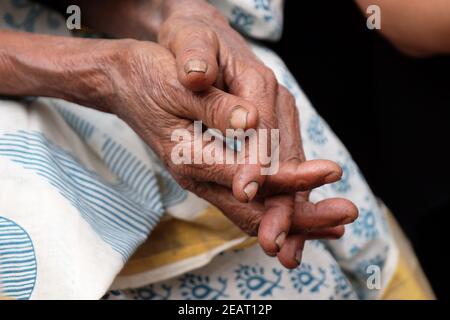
<box><xmin>264</xmin><ymin>1</ymin><xmax>450</xmax><ymax>299</ymax></box>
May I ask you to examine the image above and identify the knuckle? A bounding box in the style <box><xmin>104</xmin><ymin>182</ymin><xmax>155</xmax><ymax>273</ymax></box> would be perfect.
<box><xmin>124</xmin><ymin>40</ymin><xmax>151</xmax><ymax>62</ymax></box>
<box><xmin>181</xmin><ymin>46</ymin><xmax>201</xmax><ymax>57</ymax></box>
<box><xmin>279</xmin><ymin>85</ymin><xmax>299</xmax><ymax>114</ymax></box>
<box><xmin>285</xmin><ymin>90</ymin><xmax>297</xmax><ymax>107</ymax></box>
<box><xmin>330</xmin><ymin>227</ymin><xmax>345</xmax><ymax>239</ymax></box>
<box><xmin>174</xmin><ymin>174</ymin><xmax>199</xmax><ymax>192</ymax></box>
<box><xmin>262</xmin><ymin>67</ymin><xmax>278</xmax><ymax>86</ymax></box>
<box><xmin>239</xmin><ymin>214</ymin><xmax>260</xmax><ymax>236</ymax></box>
<box><xmin>202</xmin><ymin>91</ymin><xmax>226</xmax><ymax>126</ymax></box>
<box><xmin>279</xmin><ymin>85</ymin><xmax>295</xmax><ymax>103</ymax></box>
<box><xmin>206</xmin><ymin>103</ymin><xmax>221</xmax><ymax>128</ymax></box>
<box><xmin>199</xmin><ymin>27</ymin><xmax>218</xmax><ymax>45</ymax></box>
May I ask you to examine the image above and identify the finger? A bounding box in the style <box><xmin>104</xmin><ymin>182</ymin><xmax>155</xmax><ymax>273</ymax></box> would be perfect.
<box><xmin>226</xmin><ymin>65</ymin><xmax>279</xmax><ymax>130</ymax></box>
<box><xmin>188</xmin><ymin>181</ymin><xmax>265</xmax><ymax>236</ymax></box>
<box><xmin>261</xmin><ymin>159</ymin><xmax>343</xmax><ymax>195</ymax></box>
<box><xmin>175</xmin><ymin>150</ymin><xmax>342</xmax><ymax>200</ymax></box>
<box><xmin>275</xmin><ymin>227</ymin><xmax>345</xmax><ymax>270</ymax></box>
<box><xmin>277</xmin><ymin>234</ymin><xmax>306</xmax><ymax>269</ymax></box>
<box><xmin>254</xmin><ymin>86</ymin><xmax>342</xmax><ymax>196</ymax></box>
<box><xmin>177</xmin><ymin>87</ymin><xmax>259</xmax><ymax>133</ymax></box>
<box><xmin>170</xmin><ymin>122</ymin><xmax>265</xmax><ymax>197</ymax></box>
<box><xmin>231</xmin><ymin>126</ymin><xmax>341</xmax><ymax>201</ymax></box>
<box><xmin>225</xmin><ymin>65</ymin><xmax>279</xmax><ymax>186</ymax></box>
<box><xmin>232</xmin><ymin>164</ymin><xmax>265</xmax><ymax>202</ymax></box>
<box><xmin>290</xmin><ymin>197</ymin><xmax>359</xmax><ymax>232</ymax></box>
<box><xmin>170</xmin><ymin>24</ymin><xmax>220</xmax><ymax>92</ymax></box>
<box><xmin>185</xmin><ymin>163</ymin><xmax>265</xmax><ymax>203</ymax></box>
<box><xmin>185</xmin><ymin>87</ymin><xmax>265</xmax><ymax>202</ymax></box>
<box><xmin>205</xmin><ymin>64</ymin><xmax>280</xmax><ymax>202</ymax></box>
<box><xmin>276</xmin><ymin>85</ymin><xmax>304</xmax><ymax>161</ymax></box>
<box><xmin>305</xmin><ymin>226</ymin><xmax>346</xmax><ymax>239</ymax></box>
<box><xmin>173</xmin><ymin>132</ymin><xmax>265</xmax><ymax>202</ymax></box>
<box><xmin>258</xmin><ymin>195</ymin><xmax>293</xmax><ymax>256</ymax></box>
<box><xmin>256</xmin><ymin>86</ymin><xmax>299</xmax><ymax>259</ymax></box>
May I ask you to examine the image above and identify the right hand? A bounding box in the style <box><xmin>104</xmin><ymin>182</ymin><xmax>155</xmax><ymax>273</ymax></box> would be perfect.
<box><xmin>101</xmin><ymin>40</ymin><xmax>357</xmax><ymax>268</ymax></box>
<box><xmin>104</xmin><ymin>40</ymin><xmax>340</xmax><ymax>200</ymax></box>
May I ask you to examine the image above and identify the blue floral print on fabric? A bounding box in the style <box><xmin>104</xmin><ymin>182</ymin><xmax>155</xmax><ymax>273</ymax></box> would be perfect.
<box><xmin>0</xmin><ymin>216</ymin><xmax>37</xmax><ymax>300</ymax></box>
<box><xmin>179</xmin><ymin>273</ymin><xmax>228</xmax><ymax>300</ymax></box>
<box><xmin>290</xmin><ymin>263</ymin><xmax>328</xmax><ymax>294</ymax></box>
<box><xmin>235</xmin><ymin>264</ymin><xmax>283</xmax><ymax>299</ymax></box>
<box><xmin>3</xmin><ymin>0</ymin><xmax>61</xmax><ymax>32</ymax></box>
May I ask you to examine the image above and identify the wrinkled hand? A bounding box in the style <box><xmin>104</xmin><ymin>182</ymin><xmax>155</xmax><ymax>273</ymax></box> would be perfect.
<box><xmin>105</xmin><ymin>40</ymin><xmax>357</xmax><ymax>268</ymax></box>
<box><xmin>158</xmin><ymin>0</ymin><xmax>312</xmax><ymax>198</ymax></box>
<box><xmin>193</xmin><ymin>88</ymin><xmax>358</xmax><ymax>268</ymax></box>
<box><xmin>158</xmin><ymin>0</ymin><xmax>359</xmax><ymax>267</ymax></box>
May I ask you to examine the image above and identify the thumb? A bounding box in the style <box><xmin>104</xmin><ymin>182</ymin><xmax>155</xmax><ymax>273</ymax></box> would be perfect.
<box><xmin>170</xmin><ymin>24</ymin><xmax>220</xmax><ymax>92</ymax></box>
<box><xmin>178</xmin><ymin>86</ymin><xmax>259</xmax><ymax>134</ymax></box>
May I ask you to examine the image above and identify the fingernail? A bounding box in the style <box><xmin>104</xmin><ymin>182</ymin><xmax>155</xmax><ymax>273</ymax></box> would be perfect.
<box><xmin>184</xmin><ymin>59</ymin><xmax>208</xmax><ymax>74</ymax></box>
<box><xmin>295</xmin><ymin>250</ymin><xmax>302</xmax><ymax>265</ymax></box>
<box><xmin>230</xmin><ymin>106</ymin><xmax>249</xmax><ymax>129</ymax></box>
<box><xmin>324</xmin><ymin>171</ymin><xmax>342</xmax><ymax>184</ymax></box>
<box><xmin>275</xmin><ymin>232</ymin><xmax>286</xmax><ymax>251</ymax></box>
<box><xmin>243</xmin><ymin>181</ymin><xmax>259</xmax><ymax>202</ymax></box>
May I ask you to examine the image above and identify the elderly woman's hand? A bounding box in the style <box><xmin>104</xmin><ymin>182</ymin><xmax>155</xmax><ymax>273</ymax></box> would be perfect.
<box><xmin>157</xmin><ymin>0</ymin><xmax>359</xmax><ymax>267</ymax></box>
<box><xmin>100</xmin><ymin>39</ymin><xmax>356</xmax><ymax>268</ymax></box>
<box><xmin>158</xmin><ymin>0</ymin><xmax>314</xmax><ymax>198</ymax></box>
<box><xmin>0</xmin><ymin>30</ymin><xmax>356</xmax><ymax>268</ymax></box>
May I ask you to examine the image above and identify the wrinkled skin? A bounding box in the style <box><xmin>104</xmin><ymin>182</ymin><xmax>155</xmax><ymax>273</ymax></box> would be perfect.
<box><xmin>158</xmin><ymin>0</ymin><xmax>358</xmax><ymax>267</ymax></box>
<box><xmin>107</xmin><ymin>40</ymin><xmax>357</xmax><ymax>268</ymax></box>
<box><xmin>0</xmin><ymin>2</ymin><xmax>358</xmax><ymax>268</ymax></box>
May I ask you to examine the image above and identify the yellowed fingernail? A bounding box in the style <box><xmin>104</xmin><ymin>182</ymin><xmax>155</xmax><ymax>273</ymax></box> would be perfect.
<box><xmin>230</xmin><ymin>106</ymin><xmax>249</xmax><ymax>129</ymax></box>
<box><xmin>184</xmin><ymin>59</ymin><xmax>208</xmax><ymax>74</ymax></box>
<box><xmin>243</xmin><ymin>181</ymin><xmax>258</xmax><ymax>202</ymax></box>
<box><xmin>275</xmin><ymin>232</ymin><xmax>286</xmax><ymax>251</ymax></box>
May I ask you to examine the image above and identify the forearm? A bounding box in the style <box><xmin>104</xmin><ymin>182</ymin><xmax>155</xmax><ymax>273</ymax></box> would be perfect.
<box><xmin>0</xmin><ymin>30</ymin><xmax>123</xmax><ymax>111</ymax></box>
<box><xmin>356</xmin><ymin>0</ymin><xmax>450</xmax><ymax>56</ymax></box>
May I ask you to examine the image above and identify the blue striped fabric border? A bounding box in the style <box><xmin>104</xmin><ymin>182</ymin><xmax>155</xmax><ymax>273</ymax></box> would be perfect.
<box><xmin>143</xmin><ymin>148</ymin><xmax>187</xmax><ymax>208</ymax></box>
<box><xmin>56</xmin><ymin>106</ymin><xmax>95</xmax><ymax>140</ymax></box>
<box><xmin>0</xmin><ymin>131</ymin><xmax>164</xmax><ymax>260</ymax></box>
<box><xmin>0</xmin><ymin>216</ymin><xmax>37</xmax><ymax>300</ymax></box>
<box><xmin>53</xmin><ymin>101</ymin><xmax>187</xmax><ymax>208</ymax></box>
<box><xmin>101</xmin><ymin>137</ymin><xmax>187</xmax><ymax>209</ymax></box>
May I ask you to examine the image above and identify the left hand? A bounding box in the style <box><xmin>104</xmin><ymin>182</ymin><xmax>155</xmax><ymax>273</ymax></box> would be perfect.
<box><xmin>186</xmin><ymin>86</ymin><xmax>357</xmax><ymax>268</ymax></box>
<box><xmin>158</xmin><ymin>0</ymin><xmax>358</xmax><ymax>268</ymax></box>
<box><xmin>158</xmin><ymin>0</ymin><xmax>301</xmax><ymax>202</ymax></box>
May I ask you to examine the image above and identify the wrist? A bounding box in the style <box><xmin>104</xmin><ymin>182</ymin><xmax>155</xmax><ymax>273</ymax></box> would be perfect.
<box><xmin>40</xmin><ymin>38</ymin><xmax>122</xmax><ymax>114</ymax></box>
<box><xmin>60</xmin><ymin>39</ymin><xmax>125</xmax><ymax>113</ymax></box>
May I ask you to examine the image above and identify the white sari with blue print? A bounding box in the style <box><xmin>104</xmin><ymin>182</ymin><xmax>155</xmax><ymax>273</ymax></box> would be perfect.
<box><xmin>0</xmin><ymin>0</ymin><xmax>397</xmax><ymax>300</ymax></box>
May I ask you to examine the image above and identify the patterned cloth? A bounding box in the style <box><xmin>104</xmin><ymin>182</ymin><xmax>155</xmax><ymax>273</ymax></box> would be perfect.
<box><xmin>0</xmin><ymin>0</ymin><xmax>397</xmax><ymax>300</ymax></box>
